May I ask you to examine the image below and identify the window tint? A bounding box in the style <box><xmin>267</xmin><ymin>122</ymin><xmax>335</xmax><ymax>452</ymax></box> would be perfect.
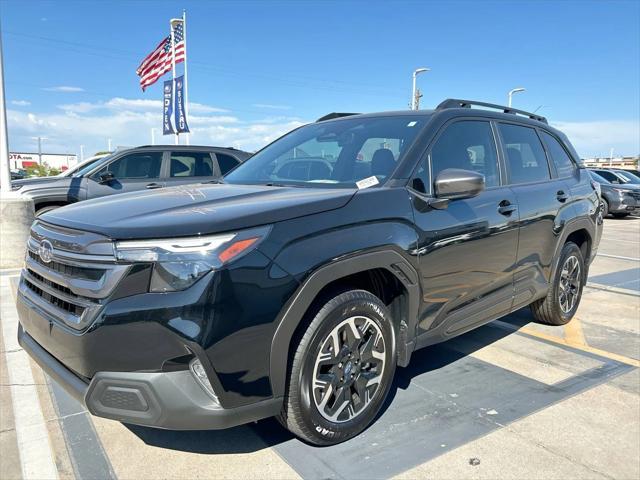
<box><xmin>593</xmin><ymin>170</ymin><xmax>620</xmax><ymax>183</ymax></box>
<box><xmin>97</xmin><ymin>152</ymin><xmax>162</xmax><ymax>179</ymax></box>
<box><xmin>541</xmin><ymin>131</ymin><xmax>576</xmax><ymax>177</ymax></box>
<box><xmin>429</xmin><ymin>120</ymin><xmax>500</xmax><ymax>189</ymax></box>
<box><xmin>170</xmin><ymin>152</ymin><xmax>214</xmax><ymax>177</ymax></box>
<box><xmin>499</xmin><ymin>124</ymin><xmax>550</xmax><ymax>184</ymax></box>
<box><xmin>216</xmin><ymin>153</ymin><xmax>240</xmax><ymax>175</ymax></box>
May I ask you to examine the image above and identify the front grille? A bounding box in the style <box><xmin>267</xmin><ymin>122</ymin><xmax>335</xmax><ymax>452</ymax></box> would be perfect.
<box><xmin>27</xmin><ymin>250</ymin><xmax>104</xmax><ymax>281</ymax></box>
<box><xmin>24</xmin><ymin>279</ymin><xmax>85</xmax><ymax>316</ymax></box>
<box><xmin>21</xmin><ymin>221</ymin><xmax>130</xmax><ymax>331</ymax></box>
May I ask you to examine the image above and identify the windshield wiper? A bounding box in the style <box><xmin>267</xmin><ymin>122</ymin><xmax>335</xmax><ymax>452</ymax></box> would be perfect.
<box><xmin>203</xmin><ymin>179</ymin><xmax>224</xmax><ymax>184</ymax></box>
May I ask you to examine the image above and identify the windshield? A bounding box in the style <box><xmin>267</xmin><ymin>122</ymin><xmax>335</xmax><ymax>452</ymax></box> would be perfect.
<box><xmin>614</xmin><ymin>170</ymin><xmax>640</xmax><ymax>184</ymax></box>
<box><xmin>72</xmin><ymin>154</ymin><xmax>114</xmax><ymax>177</ymax></box>
<box><xmin>224</xmin><ymin>115</ymin><xmax>427</xmax><ymax>188</ymax></box>
<box><xmin>589</xmin><ymin>171</ymin><xmax>610</xmax><ymax>184</ymax></box>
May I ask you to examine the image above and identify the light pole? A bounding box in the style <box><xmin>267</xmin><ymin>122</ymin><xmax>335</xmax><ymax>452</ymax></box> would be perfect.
<box><xmin>107</xmin><ymin>138</ymin><xmax>112</xmax><ymax>152</ymax></box>
<box><xmin>80</xmin><ymin>145</ymin><xmax>84</xmax><ymax>162</ymax></box>
<box><xmin>411</xmin><ymin>67</ymin><xmax>430</xmax><ymax>110</ymax></box>
<box><xmin>151</xmin><ymin>128</ymin><xmax>156</xmax><ymax>145</ymax></box>
<box><xmin>0</xmin><ymin>32</ymin><xmax>11</xmax><ymax>191</ymax></box>
<box><xmin>508</xmin><ymin>87</ymin><xmax>525</xmax><ymax>108</ymax></box>
<box><xmin>31</xmin><ymin>136</ymin><xmax>47</xmax><ymax>165</ymax></box>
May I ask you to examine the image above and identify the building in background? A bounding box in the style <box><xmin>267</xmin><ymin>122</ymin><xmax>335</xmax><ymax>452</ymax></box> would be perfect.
<box><xmin>581</xmin><ymin>155</ymin><xmax>639</xmax><ymax>170</ymax></box>
<box><xmin>9</xmin><ymin>152</ymin><xmax>77</xmax><ymax>171</ymax></box>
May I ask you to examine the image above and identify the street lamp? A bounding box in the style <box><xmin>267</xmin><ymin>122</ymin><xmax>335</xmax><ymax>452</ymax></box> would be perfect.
<box><xmin>31</xmin><ymin>136</ymin><xmax>47</xmax><ymax>165</ymax></box>
<box><xmin>411</xmin><ymin>67</ymin><xmax>430</xmax><ymax>110</ymax></box>
<box><xmin>508</xmin><ymin>87</ymin><xmax>525</xmax><ymax>108</ymax></box>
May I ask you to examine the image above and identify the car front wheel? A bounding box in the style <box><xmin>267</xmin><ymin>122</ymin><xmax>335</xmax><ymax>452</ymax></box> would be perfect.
<box><xmin>279</xmin><ymin>289</ymin><xmax>396</xmax><ymax>445</ymax></box>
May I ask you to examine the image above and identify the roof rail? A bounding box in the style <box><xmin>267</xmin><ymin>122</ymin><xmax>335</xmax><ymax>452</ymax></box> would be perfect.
<box><xmin>316</xmin><ymin>112</ymin><xmax>360</xmax><ymax>122</ymax></box>
<box><xmin>436</xmin><ymin>98</ymin><xmax>548</xmax><ymax>124</ymax></box>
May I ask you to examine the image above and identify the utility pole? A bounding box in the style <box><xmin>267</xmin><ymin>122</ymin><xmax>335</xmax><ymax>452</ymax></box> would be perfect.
<box><xmin>108</xmin><ymin>138</ymin><xmax>112</xmax><ymax>152</ymax></box>
<box><xmin>37</xmin><ymin>136</ymin><xmax>42</xmax><ymax>165</ymax></box>
<box><xmin>411</xmin><ymin>68</ymin><xmax>430</xmax><ymax>110</ymax></box>
<box><xmin>80</xmin><ymin>145</ymin><xmax>84</xmax><ymax>162</ymax></box>
<box><xmin>151</xmin><ymin>128</ymin><xmax>156</xmax><ymax>145</ymax></box>
<box><xmin>609</xmin><ymin>147</ymin><xmax>614</xmax><ymax>167</ymax></box>
<box><xmin>414</xmin><ymin>88</ymin><xmax>423</xmax><ymax>110</ymax></box>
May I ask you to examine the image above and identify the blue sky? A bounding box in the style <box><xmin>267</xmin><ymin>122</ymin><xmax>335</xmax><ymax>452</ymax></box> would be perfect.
<box><xmin>1</xmin><ymin>0</ymin><xmax>639</xmax><ymax>158</ymax></box>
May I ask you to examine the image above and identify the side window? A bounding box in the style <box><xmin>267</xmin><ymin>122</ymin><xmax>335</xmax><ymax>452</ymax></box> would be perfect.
<box><xmin>499</xmin><ymin>124</ymin><xmax>550</xmax><ymax>184</ymax></box>
<box><xmin>594</xmin><ymin>170</ymin><xmax>620</xmax><ymax>183</ymax></box>
<box><xmin>170</xmin><ymin>152</ymin><xmax>214</xmax><ymax>177</ymax></box>
<box><xmin>541</xmin><ymin>131</ymin><xmax>576</xmax><ymax>177</ymax></box>
<box><xmin>216</xmin><ymin>153</ymin><xmax>240</xmax><ymax>175</ymax></box>
<box><xmin>429</xmin><ymin>120</ymin><xmax>500</xmax><ymax>189</ymax></box>
<box><xmin>96</xmin><ymin>153</ymin><xmax>162</xmax><ymax>179</ymax></box>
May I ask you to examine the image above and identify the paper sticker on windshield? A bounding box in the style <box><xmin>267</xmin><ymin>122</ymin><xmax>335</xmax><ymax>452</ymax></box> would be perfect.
<box><xmin>356</xmin><ymin>176</ymin><xmax>379</xmax><ymax>190</ymax></box>
<box><xmin>407</xmin><ymin>121</ymin><xmax>417</xmax><ymax>127</ymax></box>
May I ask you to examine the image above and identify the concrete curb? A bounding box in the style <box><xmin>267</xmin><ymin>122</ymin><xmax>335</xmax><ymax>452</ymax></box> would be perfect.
<box><xmin>0</xmin><ymin>196</ymin><xmax>34</xmax><ymax>269</ymax></box>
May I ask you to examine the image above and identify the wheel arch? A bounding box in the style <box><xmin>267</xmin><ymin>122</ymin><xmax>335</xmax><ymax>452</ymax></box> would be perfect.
<box><xmin>269</xmin><ymin>250</ymin><xmax>420</xmax><ymax>397</ymax></box>
<box><xmin>550</xmin><ymin>218</ymin><xmax>595</xmax><ymax>283</ymax></box>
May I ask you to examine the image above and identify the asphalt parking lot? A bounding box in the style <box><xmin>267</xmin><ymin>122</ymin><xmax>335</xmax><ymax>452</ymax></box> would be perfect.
<box><xmin>1</xmin><ymin>216</ymin><xmax>638</xmax><ymax>480</ymax></box>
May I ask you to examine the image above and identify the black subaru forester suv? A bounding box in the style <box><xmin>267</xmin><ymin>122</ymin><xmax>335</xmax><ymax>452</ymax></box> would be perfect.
<box><xmin>17</xmin><ymin>99</ymin><xmax>602</xmax><ymax>445</ymax></box>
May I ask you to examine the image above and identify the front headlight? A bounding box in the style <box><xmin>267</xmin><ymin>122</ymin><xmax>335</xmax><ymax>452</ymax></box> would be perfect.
<box><xmin>114</xmin><ymin>225</ymin><xmax>271</xmax><ymax>292</ymax></box>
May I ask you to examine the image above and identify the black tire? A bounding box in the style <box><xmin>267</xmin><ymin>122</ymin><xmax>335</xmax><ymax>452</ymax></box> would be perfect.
<box><xmin>279</xmin><ymin>289</ymin><xmax>396</xmax><ymax>446</ymax></box>
<box><xmin>530</xmin><ymin>242</ymin><xmax>585</xmax><ymax>326</ymax></box>
<box><xmin>612</xmin><ymin>212</ymin><xmax>629</xmax><ymax>218</ymax></box>
<box><xmin>601</xmin><ymin>198</ymin><xmax>609</xmax><ymax>218</ymax></box>
<box><xmin>35</xmin><ymin>205</ymin><xmax>63</xmax><ymax>217</ymax></box>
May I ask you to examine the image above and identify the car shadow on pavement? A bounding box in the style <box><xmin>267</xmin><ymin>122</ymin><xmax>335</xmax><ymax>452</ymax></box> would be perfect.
<box><xmin>126</xmin><ymin>310</ymin><xmax>534</xmax><ymax>454</ymax></box>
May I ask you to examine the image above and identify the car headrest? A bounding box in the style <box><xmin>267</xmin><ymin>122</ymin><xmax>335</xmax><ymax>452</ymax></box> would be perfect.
<box><xmin>371</xmin><ymin>149</ymin><xmax>396</xmax><ymax>177</ymax></box>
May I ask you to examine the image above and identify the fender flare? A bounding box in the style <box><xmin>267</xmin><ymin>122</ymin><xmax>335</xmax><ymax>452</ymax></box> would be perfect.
<box><xmin>268</xmin><ymin>249</ymin><xmax>420</xmax><ymax>397</ymax></box>
<box><xmin>549</xmin><ymin>216</ymin><xmax>596</xmax><ymax>281</ymax></box>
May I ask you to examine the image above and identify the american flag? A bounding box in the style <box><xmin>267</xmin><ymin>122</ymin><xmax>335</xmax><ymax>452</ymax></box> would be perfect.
<box><xmin>136</xmin><ymin>22</ymin><xmax>185</xmax><ymax>91</ymax></box>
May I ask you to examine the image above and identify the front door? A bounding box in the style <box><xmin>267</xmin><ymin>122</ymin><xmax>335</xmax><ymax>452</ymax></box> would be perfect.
<box><xmin>86</xmin><ymin>151</ymin><xmax>165</xmax><ymax>199</ymax></box>
<box><xmin>411</xmin><ymin>119</ymin><xmax>519</xmax><ymax>343</ymax></box>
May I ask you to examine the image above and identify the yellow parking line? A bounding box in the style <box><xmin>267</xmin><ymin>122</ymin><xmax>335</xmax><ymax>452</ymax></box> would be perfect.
<box><xmin>564</xmin><ymin>317</ymin><xmax>587</xmax><ymax>345</ymax></box>
<box><xmin>519</xmin><ymin>325</ymin><xmax>640</xmax><ymax>368</ymax></box>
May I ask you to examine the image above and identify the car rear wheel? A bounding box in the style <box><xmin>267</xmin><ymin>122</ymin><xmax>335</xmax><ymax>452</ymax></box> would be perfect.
<box><xmin>279</xmin><ymin>289</ymin><xmax>396</xmax><ymax>446</ymax></box>
<box><xmin>530</xmin><ymin>242</ymin><xmax>585</xmax><ymax>326</ymax></box>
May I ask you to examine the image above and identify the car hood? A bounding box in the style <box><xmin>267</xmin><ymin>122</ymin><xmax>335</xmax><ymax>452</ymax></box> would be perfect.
<box><xmin>14</xmin><ymin>176</ymin><xmax>73</xmax><ymax>191</ymax></box>
<box><xmin>13</xmin><ymin>176</ymin><xmax>66</xmax><ymax>187</ymax></box>
<box><xmin>605</xmin><ymin>183</ymin><xmax>640</xmax><ymax>191</ymax></box>
<box><xmin>42</xmin><ymin>183</ymin><xmax>357</xmax><ymax>239</ymax></box>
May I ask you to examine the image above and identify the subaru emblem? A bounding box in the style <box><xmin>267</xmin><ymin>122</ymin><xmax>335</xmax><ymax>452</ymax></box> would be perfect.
<box><xmin>38</xmin><ymin>240</ymin><xmax>53</xmax><ymax>264</ymax></box>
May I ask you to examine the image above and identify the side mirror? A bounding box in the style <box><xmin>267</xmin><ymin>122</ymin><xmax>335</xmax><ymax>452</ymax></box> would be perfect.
<box><xmin>434</xmin><ymin>168</ymin><xmax>485</xmax><ymax>200</ymax></box>
<box><xmin>99</xmin><ymin>171</ymin><xmax>115</xmax><ymax>184</ymax></box>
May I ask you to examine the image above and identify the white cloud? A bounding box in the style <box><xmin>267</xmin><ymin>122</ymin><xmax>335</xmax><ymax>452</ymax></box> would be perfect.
<box><xmin>11</xmin><ymin>100</ymin><xmax>31</xmax><ymax>106</ymax></box>
<box><xmin>551</xmin><ymin>120</ymin><xmax>640</xmax><ymax>158</ymax></box>
<box><xmin>43</xmin><ymin>86</ymin><xmax>85</xmax><ymax>92</ymax></box>
<box><xmin>7</xmin><ymin>106</ymin><xmax>305</xmax><ymax>156</ymax></box>
<box><xmin>252</xmin><ymin>103</ymin><xmax>292</xmax><ymax>110</ymax></box>
<box><xmin>58</xmin><ymin>97</ymin><xmax>229</xmax><ymax>114</ymax></box>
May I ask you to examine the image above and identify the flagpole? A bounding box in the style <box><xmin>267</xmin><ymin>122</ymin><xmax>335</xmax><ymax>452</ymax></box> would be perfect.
<box><xmin>182</xmin><ymin>10</ymin><xmax>190</xmax><ymax>145</ymax></box>
<box><xmin>170</xmin><ymin>18</ymin><xmax>179</xmax><ymax>145</ymax></box>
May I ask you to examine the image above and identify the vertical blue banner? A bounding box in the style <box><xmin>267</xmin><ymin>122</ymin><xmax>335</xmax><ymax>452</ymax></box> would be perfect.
<box><xmin>163</xmin><ymin>80</ymin><xmax>174</xmax><ymax>135</ymax></box>
<box><xmin>174</xmin><ymin>75</ymin><xmax>190</xmax><ymax>133</ymax></box>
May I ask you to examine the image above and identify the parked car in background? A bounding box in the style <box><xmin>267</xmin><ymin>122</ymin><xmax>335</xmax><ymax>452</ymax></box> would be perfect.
<box><xmin>16</xmin><ymin>99</ymin><xmax>602</xmax><ymax>446</ymax></box>
<box><xmin>12</xmin><ymin>145</ymin><xmax>250</xmax><ymax>215</ymax></box>
<box><xmin>588</xmin><ymin>170</ymin><xmax>640</xmax><ymax>217</ymax></box>
<box><xmin>590</xmin><ymin>168</ymin><xmax>640</xmax><ymax>186</ymax></box>
<box><xmin>11</xmin><ymin>154</ymin><xmax>111</xmax><ymax>191</ymax></box>
<box><xmin>10</xmin><ymin>169</ymin><xmax>26</xmax><ymax>180</ymax></box>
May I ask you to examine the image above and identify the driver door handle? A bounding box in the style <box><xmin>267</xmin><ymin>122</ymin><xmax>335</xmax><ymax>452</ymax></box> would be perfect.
<box><xmin>146</xmin><ymin>183</ymin><xmax>163</xmax><ymax>189</ymax></box>
<box><xmin>498</xmin><ymin>199</ymin><xmax>517</xmax><ymax>216</ymax></box>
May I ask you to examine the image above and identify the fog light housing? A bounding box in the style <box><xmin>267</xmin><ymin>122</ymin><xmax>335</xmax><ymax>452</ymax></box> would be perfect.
<box><xmin>189</xmin><ymin>358</ymin><xmax>218</xmax><ymax>401</ymax></box>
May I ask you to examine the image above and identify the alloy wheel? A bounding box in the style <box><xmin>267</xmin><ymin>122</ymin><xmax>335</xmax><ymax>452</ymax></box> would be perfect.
<box><xmin>311</xmin><ymin>316</ymin><xmax>385</xmax><ymax>423</ymax></box>
<box><xmin>559</xmin><ymin>255</ymin><xmax>581</xmax><ymax>313</ymax></box>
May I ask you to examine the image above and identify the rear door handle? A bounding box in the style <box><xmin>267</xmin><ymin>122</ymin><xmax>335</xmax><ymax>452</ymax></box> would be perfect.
<box><xmin>498</xmin><ymin>200</ymin><xmax>517</xmax><ymax>216</ymax></box>
<box><xmin>146</xmin><ymin>183</ymin><xmax>163</xmax><ymax>189</ymax></box>
<box><xmin>556</xmin><ymin>190</ymin><xmax>569</xmax><ymax>203</ymax></box>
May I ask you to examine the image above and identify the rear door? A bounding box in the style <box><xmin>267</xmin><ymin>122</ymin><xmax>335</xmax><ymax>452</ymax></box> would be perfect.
<box><xmin>497</xmin><ymin>123</ymin><xmax>575</xmax><ymax>308</ymax></box>
<box><xmin>163</xmin><ymin>151</ymin><xmax>220</xmax><ymax>188</ymax></box>
<box><xmin>86</xmin><ymin>151</ymin><xmax>164</xmax><ymax>199</ymax></box>
<box><xmin>411</xmin><ymin>119</ymin><xmax>519</xmax><ymax>341</ymax></box>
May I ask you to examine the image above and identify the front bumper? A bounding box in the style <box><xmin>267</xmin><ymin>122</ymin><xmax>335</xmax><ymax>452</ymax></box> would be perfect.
<box><xmin>18</xmin><ymin>324</ymin><xmax>282</xmax><ymax>430</ymax></box>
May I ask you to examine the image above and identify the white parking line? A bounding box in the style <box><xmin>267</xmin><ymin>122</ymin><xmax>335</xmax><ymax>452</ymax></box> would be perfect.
<box><xmin>1</xmin><ymin>275</ymin><xmax>58</xmax><ymax>480</ymax></box>
<box><xmin>597</xmin><ymin>253</ymin><xmax>640</xmax><ymax>262</ymax></box>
